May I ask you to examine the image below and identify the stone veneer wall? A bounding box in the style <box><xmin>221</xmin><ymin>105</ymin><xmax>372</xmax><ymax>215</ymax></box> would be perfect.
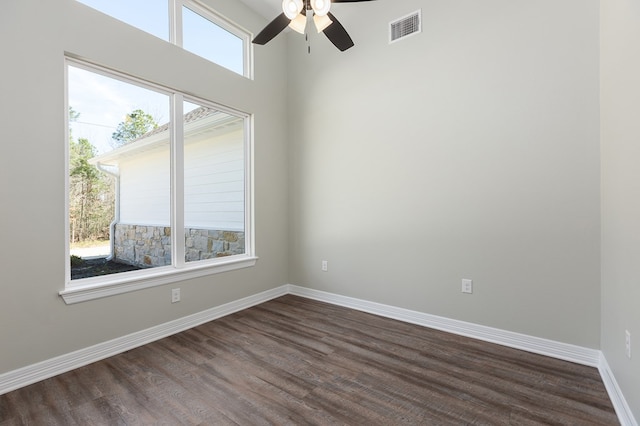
<box><xmin>114</xmin><ymin>224</ymin><xmax>245</xmax><ymax>268</ymax></box>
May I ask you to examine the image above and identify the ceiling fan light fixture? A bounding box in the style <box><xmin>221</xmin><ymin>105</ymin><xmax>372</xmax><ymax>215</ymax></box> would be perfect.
<box><xmin>288</xmin><ymin>13</ymin><xmax>307</xmax><ymax>34</ymax></box>
<box><xmin>311</xmin><ymin>0</ymin><xmax>331</xmax><ymax>17</ymax></box>
<box><xmin>255</xmin><ymin>0</ymin><xmax>366</xmax><ymax>51</ymax></box>
<box><xmin>282</xmin><ymin>0</ymin><xmax>304</xmax><ymax>20</ymax></box>
<box><xmin>313</xmin><ymin>14</ymin><xmax>333</xmax><ymax>33</ymax></box>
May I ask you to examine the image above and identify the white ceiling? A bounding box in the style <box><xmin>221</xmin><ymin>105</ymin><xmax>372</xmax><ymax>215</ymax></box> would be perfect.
<box><xmin>237</xmin><ymin>0</ymin><xmax>282</xmax><ymax>20</ymax></box>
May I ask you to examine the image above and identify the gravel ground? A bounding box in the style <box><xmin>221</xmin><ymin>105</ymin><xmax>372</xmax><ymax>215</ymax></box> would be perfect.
<box><xmin>70</xmin><ymin>243</ymin><xmax>142</xmax><ymax>279</ymax></box>
<box><xmin>71</xmin><ymin>257</ymin><xmax>142</xmax><ymax>280</ymax></box>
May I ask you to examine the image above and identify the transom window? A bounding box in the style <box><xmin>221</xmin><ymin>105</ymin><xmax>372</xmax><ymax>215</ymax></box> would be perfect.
<box><xmin>64</xmin><ymin>59</ymin><xmax>254</xmax><ymax>303</ymax></box>
<box><xmin>76</xmin><ymin>0</ymin><xmax>250</xmax><ymax>77</ymax></box>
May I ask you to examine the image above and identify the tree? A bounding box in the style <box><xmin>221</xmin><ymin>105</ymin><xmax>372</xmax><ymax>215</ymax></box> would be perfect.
<box><xmin>68</xmin><ymin>108</ymin><xmax>114</xmax><ymax>244</ymax></box>
<box><xmin>69</xmin><ymin>106</ymin><xmax>80</xmax><ymax>123</ymax></box>
<box><xmin>111</xmin><ymin>109</ymin><xmax>158</xmax><ymax>145</ymax></box>
<box><xmin>69</xmin><ymin>137</ymin><xmax>113</xmax><ymax>243</ymax></box>
<box><xmin>68</xmin><ymin>107</ymin><xmax>157</xmax><ymax>245</ymax></box>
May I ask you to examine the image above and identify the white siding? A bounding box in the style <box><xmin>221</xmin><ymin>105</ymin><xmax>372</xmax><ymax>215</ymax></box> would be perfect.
<box><xmin>119</xmin><ymin>149</ymin><xmax>171</xmax><ymax>226</ymax></box>
<box><xmin>185</xmin><ymin>129</ymin><xmax>245</xmax><ymax>231</ymax></box>
<box><xmin>118</xmin><ymin>129</ymin><xmax>245</xmax><ymax>231</ymax></box>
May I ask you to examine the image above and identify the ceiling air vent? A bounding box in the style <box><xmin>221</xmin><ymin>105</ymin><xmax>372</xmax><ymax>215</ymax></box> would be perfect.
<box><xmin>389</xmin><ymin>9</ymin><xmax>421</xmax><ymax>44</ymax></box>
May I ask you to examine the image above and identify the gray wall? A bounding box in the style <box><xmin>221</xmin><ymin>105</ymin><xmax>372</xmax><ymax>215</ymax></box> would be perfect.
<box><xmin>287</xmin><ymin>0</ymin><xmax>602</xmax><ymax>348</ymax></box>
<box><xmin>0</xmin><ymin>0</ymin><xmax>289</xmax><ymax>374</ymax></box>
<box><xmin>601</xmin><ymin>0</ymin><xmax>640</xmax><ymax>419</ymax></box>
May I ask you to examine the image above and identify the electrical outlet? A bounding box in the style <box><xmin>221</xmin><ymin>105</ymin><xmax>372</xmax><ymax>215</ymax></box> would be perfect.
<box><xmin>171</xmin><ymin>288</ymin><xmax>181</xmax><ymax>303</ymax></box>
<box><xmin>461</xmin><ymin>279</ymin><xmax>473</xmax><ymax>294</ymax></box>
<box><xmin>626</xmin><ymin>330</ymin><xmax>631</xmax><ymax>359</ymax></box>
<box><xmin>321</xmin><ymin>260</ymin><xmax>328</xmax><ymax>272</ymax></box>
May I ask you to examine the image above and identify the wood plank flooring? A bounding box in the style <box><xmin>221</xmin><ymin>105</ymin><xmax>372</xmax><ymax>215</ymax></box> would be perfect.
<box><xmin>0</xmin><ymin>295</ymin><xmax>618</xmax><ymax>425</ymax></box>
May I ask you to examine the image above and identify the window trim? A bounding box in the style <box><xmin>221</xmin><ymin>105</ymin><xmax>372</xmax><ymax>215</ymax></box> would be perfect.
<box><xmin>62</xmin><ymin>58</ymin><xmax>256</xmax><ymax>305</ymax></box>
<box><xmin>60</xmin><ymin>256</ymin><xmax>258</xmax><ymax>304</ymax></box>
<box><xmin>181</xmin><ymin>0</ymin><xmax>254</xmax><ymax>79</ymax></box>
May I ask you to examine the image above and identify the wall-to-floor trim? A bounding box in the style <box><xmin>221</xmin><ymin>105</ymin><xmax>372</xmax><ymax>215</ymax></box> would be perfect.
<box><xmin>599</xmin><ymin>354</ymin><xmax>639</xmax><ymax>426</ymax></box>
<box><xmin>287</xmin><ymin>285</ymin><xmax>601</xmax><ymax>366</ymax></box>
<box><xmin>1</xmin><ymin>284</ymin><xmax>636</xmax><ymax>425</ymax></box>
<box><xmin>0</xmin><ymin>285</ymin><xmax>288</xmax><ymax>396</ymax></box>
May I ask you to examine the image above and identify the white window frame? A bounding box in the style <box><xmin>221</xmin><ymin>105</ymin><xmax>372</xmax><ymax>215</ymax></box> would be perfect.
<box><xmin>179</xmin><ymin>0</ymin><xmax>253</xmax><ymax>79</ymax></box>
<box><xmin>60</xmin><ymin>58</ymin><xmax>256</xmax><ymax>304</ymax></box>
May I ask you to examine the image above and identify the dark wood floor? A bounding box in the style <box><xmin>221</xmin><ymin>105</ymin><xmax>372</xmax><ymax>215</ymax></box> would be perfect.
<box><xmin>0</xmin><ymin>295</ymin><xmax>618</xmax><ymax>425</ymax></box>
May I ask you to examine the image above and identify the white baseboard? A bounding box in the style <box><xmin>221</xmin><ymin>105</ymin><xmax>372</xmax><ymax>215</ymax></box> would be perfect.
<box><xmin>599</xmin><ymin>354</ymin><xmax>639</xmax><ymax>426</ymax></box>
<box><xmin>287</xmin><ymin>284</ymin><xmax>637</xmax><ymax>426</ymax></box>
<box><xmin>0</xmin><ymin>285</ymin><xmax>289</xmax><ymax>396</ymax></box>
<box><xmin>287</xmin><ymin>285</ymin><xmax>601</xmax><ymax>366</ymax></box>
<box><xmin>0</xmin><ymin>283</ymin><xmax>636</xmax><ymax>426</ymax></box>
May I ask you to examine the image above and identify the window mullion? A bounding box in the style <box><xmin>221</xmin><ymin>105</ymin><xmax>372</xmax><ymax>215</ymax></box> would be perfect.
<box><xmin>172</xmin><ymin>94</ymin><xmax>186</xmax><ymax>269</ymax></box>
<box><xmin>170</xmin><ymin>0</ymin><xmax>183</xmax><ymax>47</ymax></box>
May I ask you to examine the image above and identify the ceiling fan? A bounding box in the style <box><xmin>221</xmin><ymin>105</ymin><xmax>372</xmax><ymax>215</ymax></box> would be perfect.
<box><xmin>253</xmin><ymin>0</ymin><xmax>375</xmax><ymax>52</ymax></box>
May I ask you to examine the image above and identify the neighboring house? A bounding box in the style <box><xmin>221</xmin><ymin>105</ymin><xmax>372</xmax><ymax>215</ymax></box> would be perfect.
<box><xmin>90</xmin><ymin>107</ymin><xmax>245</xmax><ymax>268</ymax></box>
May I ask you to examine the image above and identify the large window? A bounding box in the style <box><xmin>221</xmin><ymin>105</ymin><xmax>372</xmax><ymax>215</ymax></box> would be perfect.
<box><xmin>64</xmin><ymin>59</ymin><xmax>254</xmax><ymax>302</ymax></box>
<box><xmin>76</xmin><ymin>0</ymin><xmax>250</xmax><ymax>77</ymax></box>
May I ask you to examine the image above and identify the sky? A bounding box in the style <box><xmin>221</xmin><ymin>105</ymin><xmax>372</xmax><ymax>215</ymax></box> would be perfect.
<box><xmin>78</xmin><ymin>0</ymin><xmax>169</xmax><ymax>40</ymax></box>
<box><xmin>69</xmin><ymin>65</ymin><xmax>171</xmax><ymax>155</ymax></box>
<box><xmin>70</xmin><ymin>0</ymin><xmax>244</xmax><ymax>154</ymax></box>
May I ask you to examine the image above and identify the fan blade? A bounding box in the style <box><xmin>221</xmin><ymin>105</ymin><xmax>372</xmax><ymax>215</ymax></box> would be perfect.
<box><xmin>253</xmin><ymin>13</ymin><xmax>290</xmax><ymax>45</ymax></box>
<box><xmin>323</xmin><ymin>12</ymin><xmax>354</xmax><ymax>51</ymax></box>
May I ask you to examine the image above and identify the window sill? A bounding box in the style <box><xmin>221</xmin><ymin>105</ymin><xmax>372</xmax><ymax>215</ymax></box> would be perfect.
<box><xmin>59</xmin><ymin>256</ymin><xmax>258</xmax><ymax>304</ymax></box>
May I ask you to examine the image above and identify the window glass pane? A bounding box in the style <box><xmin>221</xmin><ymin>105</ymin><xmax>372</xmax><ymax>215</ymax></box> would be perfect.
<box><xmin>76</xmin><ymin>0</ymin><xmax>169</xmax><ymax>41</ymax></box>
<box><xmin>183</xmin><ymin>6</ymin><xmax>244</xmax><ymax>75</ymax></box>
<box><xmin>68</xmin><ymin>65</ymin><xmax>170</xmax><ymax>279</ymax></box>
<box><xmin>183</xmin><ymin>100</ymin><xmax>246</xmax><ymax>263</ymax></box>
